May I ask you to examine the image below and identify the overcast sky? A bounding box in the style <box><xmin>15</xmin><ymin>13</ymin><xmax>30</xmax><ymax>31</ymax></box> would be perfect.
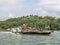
<box><xmin>0</xmin><ymin>0</ymin><xmax>60</xmax><ymax>20</ymax></box>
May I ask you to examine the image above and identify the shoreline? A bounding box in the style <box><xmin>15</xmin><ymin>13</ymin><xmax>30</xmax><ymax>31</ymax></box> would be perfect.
<box><xmin>0</xmin><ymin>30</ymin><xmax>60</xmax><ymax>32</ymax></box>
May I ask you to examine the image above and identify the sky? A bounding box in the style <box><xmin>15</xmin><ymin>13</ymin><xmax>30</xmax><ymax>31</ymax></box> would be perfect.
<box><xmin>0</xmin><ymin>0</ymin><xmax>60</xmax><ymax>20</ymax></box>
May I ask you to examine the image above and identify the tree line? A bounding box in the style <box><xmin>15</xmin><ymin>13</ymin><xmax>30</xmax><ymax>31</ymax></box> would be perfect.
<box><xmin>0</xmin><ymin>15</ymin><xmax>60</xmax><ymax>31</ymax></box>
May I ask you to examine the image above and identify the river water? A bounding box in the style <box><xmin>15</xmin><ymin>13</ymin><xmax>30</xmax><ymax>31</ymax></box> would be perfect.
<box><xmin>0</xmin><ymin>31</ymin><xmax>60</xmax><ymax>45</ymax></box>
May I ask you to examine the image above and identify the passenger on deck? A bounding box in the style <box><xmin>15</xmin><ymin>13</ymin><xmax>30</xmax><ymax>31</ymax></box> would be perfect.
<box><xmin>22</xmin><ymin>24</ymin><xmax>28</xmax><ymax>30</ymax></box>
